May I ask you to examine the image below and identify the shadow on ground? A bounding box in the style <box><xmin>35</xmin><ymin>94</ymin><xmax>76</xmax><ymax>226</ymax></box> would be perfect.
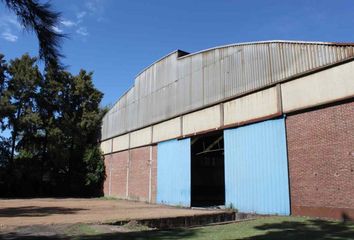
<box><xmin>1</xmin><ymin>218</ymin><xmax>354</xmax><ymax>240</ymax></box>
<box><xmin>0</xmin><ymin>228</ymin><xmax>197</xmax><ymax>240</ymax></box>
<box><xmin>240</xmin><ymin>219</ymin><xmax>354</xmax><ymax>240</ymax></box>
<box><xmin>0</xmin><ymin>206</ymin><xmax>86</xmax><ymax>217</ymax></box>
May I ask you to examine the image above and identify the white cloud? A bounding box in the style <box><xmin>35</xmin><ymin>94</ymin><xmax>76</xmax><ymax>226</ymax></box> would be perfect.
<box><xmin>76</xmin><ymin>27</ymin><xmax>88</xmax><ymax>36</ymax></box>
<box><xmin>1</xmin><ymin>32</ymin><xmax>18</xmax><ymax>42</ymax></box>
<box><xmin>52</xmin><ymin>26</ymin><xmax>63</xmax><ymax>33</ymax></box>
<box><xmin>0</xmin><ymin>14</ymin><xmax>22</xmax><ymax>42</ymax></box>
<box><xmin>85</xmin><ymin>0</ymin><xmax>104</xmax><ymax>14</ymax></box>
<box><xmin>76</xmin><ymin>11</ymin><xmax>87</xmax><ymax>21</ymax></box>
<box><xmin>61</xmin><ymin>19</ymin><xmax>76</xmax><ymax>27</ymax></box>
<box><xmin>6</xmin><ymin>17</ymin><xmax>22</xmax><ymax>30</ymax></box>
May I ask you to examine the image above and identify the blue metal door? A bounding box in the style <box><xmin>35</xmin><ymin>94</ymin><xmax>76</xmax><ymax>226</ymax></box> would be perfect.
<box><xmin>224</xmin><ymin>118</ymin><xmax>290</xmax><ymax>215</ymax></box>
<box><xmin>157</xmin><ymin>138</ymin><xmax>191</xmax><ymax>206</ymax></box>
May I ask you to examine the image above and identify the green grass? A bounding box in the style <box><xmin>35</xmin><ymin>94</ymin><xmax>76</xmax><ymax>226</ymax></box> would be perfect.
<box><xmin>3</xmin><ymin>216</ymin><xmax>354</xmax><ymax>239</ymax></box>
<box><xmin>72</xmin><ymin>216</ymin><xmax>354</xmax><ymax>240</ymax></box>
<box><xmin>95</xmin><ymin>196</ymin><xmax>119</xmax><ymax>200</ymax></box>
<box><xmin>65</xmin><ymin>224</ymin><xmax>100</xmax><ymax>236</ymax></box>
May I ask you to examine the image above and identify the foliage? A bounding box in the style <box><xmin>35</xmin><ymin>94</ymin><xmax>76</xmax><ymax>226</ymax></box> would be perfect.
<box><xmin>0</xmin><ymin>53</ymin><xmax>106</xmax><ymax>197</ymax></box>
<box><xmin>2</xmin><ymin>0</ymin><xmax>64</xmax><ymax>66</ymax></box>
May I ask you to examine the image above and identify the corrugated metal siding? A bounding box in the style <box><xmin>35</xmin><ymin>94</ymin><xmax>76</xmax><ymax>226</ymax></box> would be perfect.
<box><xmin>102</xmin><ymin>41</ymin><xmax>354</xmax><ymax>141</ymax></box>
<box><xmin>157</xmin><ymin>138</ymin><xmax>191</xmax><ymax>206</ymax></box>
<box><xmin>224</xmin><ymin>118</ymin><xmax>290</xmax><ymax>215</ymax></box>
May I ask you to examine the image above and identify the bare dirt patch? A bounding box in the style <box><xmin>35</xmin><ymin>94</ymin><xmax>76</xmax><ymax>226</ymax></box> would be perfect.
<box><xmin>0</xmin><ymin>198</ymin><xmax>224</xmax><ymax>229</ymax></box>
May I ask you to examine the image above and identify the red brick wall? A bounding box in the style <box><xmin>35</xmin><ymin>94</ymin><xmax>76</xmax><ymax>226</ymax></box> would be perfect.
<box><xmin>151</xmin><ymin>146</ymin><xmax>157</xmax><ymax>203</ymax></box>
<box><xmin>110</xmin><ymin>151</ymin><xmax>129</xmax><ymax>198</ymax></box>
<box><xmin>128</xmin><ymin>147</ymin><xmax>150</xmax><ymax>201</ymax></box>
<box><xmin>103</xmin><ymin>156</ymin><xmax>111</xmax><ymax>196</ymax></box>
<box><xmin>286</xmin><ymin>101</ymin><xmax>354</xmax><ymax>219</ymax></box>
<box><xmin>103</xmin><ymin>145</ymin><xmax>157</xmax><ymax>202</ymax></box>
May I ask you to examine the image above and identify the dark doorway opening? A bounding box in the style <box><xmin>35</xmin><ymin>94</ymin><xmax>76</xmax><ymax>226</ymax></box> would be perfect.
<box><xmin>191</xmin><ymin>131</ymin><xmax>225</xmax><ymax>207</ymax></box>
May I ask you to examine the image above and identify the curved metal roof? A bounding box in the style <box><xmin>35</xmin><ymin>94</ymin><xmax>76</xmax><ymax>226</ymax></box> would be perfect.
<box><xmin>102</xmin><ymin>40</ymin><xmax>354</xmax><ymax>140</ymax></box>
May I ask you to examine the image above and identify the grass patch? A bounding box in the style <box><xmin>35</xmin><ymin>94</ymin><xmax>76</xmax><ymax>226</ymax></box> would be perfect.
<box><xmin>70</xmin><ymin>216</ymin><xmax>354</xmax><ymax>240</ymax></box>
<box><xmin>65</xmin><ymin>224</ymin><xmax>101</xmax><ymax>236</ymax></box>
<box><xmin>95</xmin><ymin>196</ymin><xmax>119</xmax><ymax>201</ymax></box>
<box><xmin>3</xmin><ymin>216</ymin><xmax>354</xmax><ymax>239</ymax></box>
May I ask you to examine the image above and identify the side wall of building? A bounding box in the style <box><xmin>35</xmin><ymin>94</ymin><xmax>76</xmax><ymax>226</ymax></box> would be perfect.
<box><xmin>103</xmin><ymin>145</ymin><xmax>157</xmax><ymax>203</ymax></box>
<box><xmin>286</xmin><ymin>100</ymin><xmax>354</xmax><ymax>219</ymax></box>
<box><xmin>102</xmin><ymin>59</ymin><xmax>354</xmax><ymax>220</ymax></box>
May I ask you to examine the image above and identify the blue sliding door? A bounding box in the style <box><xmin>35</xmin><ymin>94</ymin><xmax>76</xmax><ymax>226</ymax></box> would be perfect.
<box><xmin>157</xmin><ymin>138</ymin><xmax>191</xmax><ymax>207</ymax></box>
<box><xmin>224</xmin><ymin>118</ymin><xmax>290</xmax><ymax>215</ymax></box>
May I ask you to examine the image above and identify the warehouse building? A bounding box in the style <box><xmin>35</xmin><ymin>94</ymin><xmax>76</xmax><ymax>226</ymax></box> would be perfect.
<box><xmin>100</xmin><ymin>41</ymin><xmax>354</xmax><ymax>219</ymax></box>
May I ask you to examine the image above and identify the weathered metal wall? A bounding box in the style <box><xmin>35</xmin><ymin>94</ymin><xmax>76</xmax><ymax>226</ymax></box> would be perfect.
<box><xmin>102</xmin><ymin>41</ymin><xmax>354</xmax><ymax>141</ymax></box>
<box><xmin>156</xmin><ymin>138</ymin><xmax>191</xmax><ymax>206</ymax></box>
<box><xmin>224</xmin><ymin>118</ymin><xmax>290</xmax><ymax>215</ymax></box>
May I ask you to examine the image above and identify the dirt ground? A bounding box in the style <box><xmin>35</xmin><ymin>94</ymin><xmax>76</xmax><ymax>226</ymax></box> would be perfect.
<box><xmin>0</xmin><ymin>198</ymin><xmax>222</xmax><ymax>228</ymax></box>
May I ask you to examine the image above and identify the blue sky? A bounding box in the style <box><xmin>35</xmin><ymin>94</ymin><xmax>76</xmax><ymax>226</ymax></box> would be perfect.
<box><xmin>0</xmin><ymin>0</ymin><xmax>354</xmax><ymax>106</ymax></box>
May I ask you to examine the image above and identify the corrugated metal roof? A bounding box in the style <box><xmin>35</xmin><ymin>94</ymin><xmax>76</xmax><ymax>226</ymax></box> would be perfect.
<box><xmin>102</xmin><ymin>40</ymin><xmax>354</xmax><ymax>141</ymax></box>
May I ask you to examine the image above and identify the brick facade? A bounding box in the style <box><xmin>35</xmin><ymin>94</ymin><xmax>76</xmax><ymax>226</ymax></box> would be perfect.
<box><xmin>103</xmin><ymin>145</ymin><xmax>157</xmax><ymax>202</ymax></box>
<box><xmin>286</xmin><ymin>100</ymin><xmax>354</xmax><ymax>219</ymax></box>
<box><xmin>103</xmin><ymin>156</ymin><xmax>111</xmax><ymax>196</ymax></box>
<box><xmin>110</xmin><ymin>151</ymin><xmax>129</xmax><ymax>198</ymax></box>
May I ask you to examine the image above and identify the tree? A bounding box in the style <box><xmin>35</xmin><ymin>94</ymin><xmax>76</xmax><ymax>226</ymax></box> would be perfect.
<box><xmin>56</xmin><ymin>69</ymin><xmax>105</xmax><ymax>195</ymax></box>
<box><xmin>4</xmin><ymin>54</ymin><xmax>42</xmax><ymax>169</ymax></box>
<box><xmin>0</xmin><ymin>54</ymin><xmax>7</xmax><ymax>129</ymax></box>
<box><xmin>0</xmin><ymin>53</ymin><xmax>106</xmax><ymax>196</ymax></box>
<box><xmin>2</xmin><ymin>0</ymin><xmax>64</xmax><ymax>66</ymax></box>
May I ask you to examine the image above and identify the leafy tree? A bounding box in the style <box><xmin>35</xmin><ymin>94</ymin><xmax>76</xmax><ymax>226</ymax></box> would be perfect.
<box><xmin>2</xmin><ymin>0</ymin><xmax>64</xmax><ymax>66</ymax></box>
<box><xmin>0</xmin><ymin>53</ymin><xmax>106</xmax><ymax>197</ymax></box>
<box><xmin>4</xmin><ymin>54</ymin><xmax>42</xmax><ymax>169</ymax></box>
<box><xmin>56</xmin><ymin>69</ymin><xmax>105</xmax><ymax>195</ymax></box>
<box><xmin>0</xmin><ymin>54</ymin><xmax>7</xmax><ymax>131</ymax></box>
<box><xmin>83</xmin><ymin>145</ymin><xmax>105</xmax><ymax>195</ymax></box>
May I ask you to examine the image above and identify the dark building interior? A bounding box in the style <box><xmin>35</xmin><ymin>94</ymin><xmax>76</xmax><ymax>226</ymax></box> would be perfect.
<box><xmin>191</xmin><ymin>132</ymin><xmax>225</xmax><ymax>207</ymax></box>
